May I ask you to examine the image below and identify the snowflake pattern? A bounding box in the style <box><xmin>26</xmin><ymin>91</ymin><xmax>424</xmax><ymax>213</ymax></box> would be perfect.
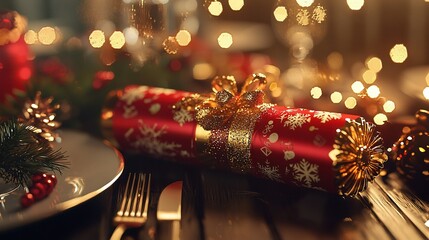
<box><xmin>121</xmin><ymin>86</ymin><xmax>148</xmax><ymax>105</ymax></box>
<box><xmin>313</xmin><ymin>111</ymin><xmax>341</xmax><ymax>123</ymax></box>
<box><xmin>173</xmin><ymin>108</ymin><xmax>194</xmax><ymax>126</ymax></box>
<box><xmin>279</xmin><ymin>112</ymin><xmax>311</xmax><ymax>130</ymax></box>
<box><xmin>258</xmin><ymin>103</ymin><xmax>276</xmax><ymax>112</ymax></box>
<box><xmin>123</xmin><ymin>105</ymin><xmax>138</xmax><ymax>118</ymax></box>
<box><xmin>296</xmin><ymin>9</ymin><xmax>310</xmax><ymax>26</ymax></box>
<box><xmin>290</xmin><ymin>159</ymin><xmax>320</xmax><ymax>187</ymax></box>
<box><xmin>312</xmin><ymin>5</ymin><xmax>327</xmax><ymax>23</ymax></box>
<box><xmin>128</xmin><ymin>120</ymin><xmax>181</xmax><ymax>157</ymax></box>
<box><xmin>258</xmin><ymin>160</ymin><xmax>282</xmax><ymax>182</ymax></box>
<box><xmin>149</xmin><ymin>88</ymin><xmax>176</xmax><ymax>95</ymax></box>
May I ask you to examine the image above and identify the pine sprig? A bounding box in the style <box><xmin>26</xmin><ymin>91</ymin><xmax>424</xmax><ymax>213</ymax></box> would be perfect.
<box><xmin>0</xmin><ymin>119</ymin><xmax>68</xmax><ymax>186</ymax></box>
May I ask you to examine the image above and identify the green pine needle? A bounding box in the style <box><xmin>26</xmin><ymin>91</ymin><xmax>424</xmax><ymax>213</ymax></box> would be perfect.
<box><xmin>0</xmin><ymin>119</ymin><xmax>68</xmax><ymax>186</ymax></box>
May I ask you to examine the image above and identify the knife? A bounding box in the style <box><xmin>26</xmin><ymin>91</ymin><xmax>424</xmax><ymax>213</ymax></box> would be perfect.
<box><xmin>156</xmin><ymin>181</ymin><xmax>183</xmax><ymax>240</ymax></box>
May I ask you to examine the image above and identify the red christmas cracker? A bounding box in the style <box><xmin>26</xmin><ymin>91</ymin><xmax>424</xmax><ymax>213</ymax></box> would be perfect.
<box><xmin>101</xmin><ymin>74</ymin><xmax>387</xmax><ymax>196</ymax></box>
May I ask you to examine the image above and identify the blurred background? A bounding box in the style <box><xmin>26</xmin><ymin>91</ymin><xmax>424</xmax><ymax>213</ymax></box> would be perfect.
<box><xmin>1</xmin><ymin>0</ymin><xmax>429</xmax><ymax>134</ymax></box>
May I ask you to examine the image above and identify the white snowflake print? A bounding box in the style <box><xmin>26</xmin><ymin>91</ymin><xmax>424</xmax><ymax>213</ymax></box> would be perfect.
<box><xmin>121</xmin><ymin>86</ymin><xmax>148</xmax><ymax>105</ymax></box>
<box><xmin>258</xmin><ymin>160</ymin><xmax>282</xmax><ymax>182</ymax></box>
<box><xmin>149</xmin><ymin>88</ymin><xmax>176</xmax><ymax>96</ymax></box>
<box><xmin>296</xmin><ymin>9</ymin><xmax>310</xmax><ymax>26</ymax></box>
<box><xmin>283</xmin><ymin>150</ymin><xmax>295</xmax><ymax>160</ymax></box>
<box><xmin>262</xmin><ymin>120</ymin><xmax>274</xmax><ymax>135</ymax></box>
<box><xmin>258</xmin><ymin>103</ymin><xmax>276</xmax><ymax>112</ymax></box>
<box><xmin>260</xmin><ymin>146</ymin><xmax>272</xmax><ymax>157</ymax></box>
<box><xmin>180</xmin><ymin>150</ymin><xmax>191</xmax><ymax>157</ymax></box>
<box><xmin>290</xmin><ymin>159</ymin><xmax>320</xmax><ymax>187</ymax></box>
<box><xmin>313</xmin><ymin>111</ymin><xmax>341</xmax><ymax>123</ymax></box>
<box><xmin>123</xmin><ymin>105</ymin><xmax>138</xmax><ymax>118</ymax></box>
<box><xmin>129</xmin><ymin>120</ymin><xmax>181</xmax><ymax>157</ymax></box>
<box><xmin>312</xmin><ymin>5</ymin><xmax>327</xmax><ymax>23</ymax></box>
<box><xmin>173</xmin><ymin>108</ymin><xmax>194</xmax><ymax>126</ymax></box>
<box><xmin>279</xmin><ymin>112</ymin><xmax>311</xmax><ymax>130</ymax></box>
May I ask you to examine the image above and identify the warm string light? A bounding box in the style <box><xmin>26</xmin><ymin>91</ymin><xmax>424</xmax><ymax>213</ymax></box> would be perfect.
<box><xmin>229</xmin><ymin>0</ymin><xmax>244</xmax><ymax>11</ymax></box>
<box><xmin>175</xmin><ymin>30</ymin><xmax>191</xmax><ymax>46</ymax></box>
<box><xmin>390</xmin><ymin>44</ymin><xmax>408</xmax><ymax>63</ymax></box>
<box><xmin>273</xmin><ymin>6</ymin><xmax>288</xmax><ymax>22</ymax></box>
<box><xmin>310</xmin><ymin>86</ymin><xmax>322</xmax><ymax>99</ymax></box>
<box><xmin>208</xmin><ymin>1</ymin><xmax>223</xmax><ymax>16</ymax></box>
<box><xmin>310</xmin><ymin>52</ymin><xmax>395</xmax><ymax>125</ymax></box>
<box><xmin>24</xmin><ymin>27</ymin><xmax>61</xmax><ymax>45</ymax></box>
<box><xmin>218</xmin><ymin>32</ymin><xmax>233</xmax><ymax>48</ymax></box>
<box><xmin>296</xmin><ymin>0</ymin><xmax>314</xmax><ymax>8</ymax></box>
<box><xmin>347</xmin><ymin>0</ymin><xmax>365</xmax><ymax>10</ymax></box>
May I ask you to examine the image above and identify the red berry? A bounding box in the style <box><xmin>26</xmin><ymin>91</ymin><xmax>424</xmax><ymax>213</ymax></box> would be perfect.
<box><xmin>42</xmin><ymin>178</ymin><xmax>55</xmax><ymax>193</ymax></box>
<box><xmin>30</xmin><ymin>182</ymin><xmax>47</xmax><ymax>200</ymax></box>
<box><xmin>48</xmin><ymin>174</ymin><xmax>57</xmax><ymax>186</ymax></box>
<box><xmin>31</xmin><ymin>173</ymin><xmax>48</xmax><ymax>184</ymax></box>
<box><xmin>21</xmin><ymin>193</ymin><xmax>35</xmax><ymax>208</ymax></box>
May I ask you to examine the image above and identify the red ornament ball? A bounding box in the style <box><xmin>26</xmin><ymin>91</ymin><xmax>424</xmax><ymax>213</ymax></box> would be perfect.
<box><xmin>0</xmin><ymin>37</ymin><xmax>33</xmax><ymax>103</ymax></box>
<box><xmin>393</xmin><ymin>110</ymin><xmax>429</xmax><ymax>182</ymax></box>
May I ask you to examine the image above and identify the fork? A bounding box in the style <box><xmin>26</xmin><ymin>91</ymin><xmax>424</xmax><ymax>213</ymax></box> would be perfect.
<box><xmin>110</xmin><ymin>172</ymin><xmax>151</xmax><ymax>240</ymax></box>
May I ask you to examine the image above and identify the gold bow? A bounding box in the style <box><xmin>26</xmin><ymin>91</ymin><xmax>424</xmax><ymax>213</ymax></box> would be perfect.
<box><xmin>177</xmin><ymin>73</ymin><xmax>267</xmax><ymax>130</ymax></box>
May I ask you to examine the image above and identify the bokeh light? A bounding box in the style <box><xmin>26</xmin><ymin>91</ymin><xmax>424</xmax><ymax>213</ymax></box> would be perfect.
<box><xmin>310</xmin><ymin>86</ymin><xmax>322</xmax><ymax>99</ymax></box>
<box><xmin>109</xmin><ymin>31</ymin><xmax>125</xmax><ymax>49</ymax></box>
<box><xmin>330</xmin><ymin>91</ymin><xmax>343</xmax><ymax>103</ymax></box>
<box><xmin>327</xmin><ymin>52</ymin><xmax>343</xmax><ymax>70</ymax></box>
<box><xmin>24</xmin><ymin>30</ymin><xmax>38</xmax><ymax>44</ymax></box>
<box><xmin>208</xmin><ymin>1</ymin><xmax>223</xmax><ymax>16</ymax></box>
<box><xmin>175</xmin><ymin>30</ymin><xmax>192</xmax><ymax>46</ymax></box>
<box><xmin>344</xmin><ymin>97</ymin><xmax>357</xmax><ymax>109</ymax></box>
<box><xmin>229</xmin><ymin>0</ymin><xmax>244</xmax><ymax>11</ymax></box>
<box><xmin>218</xmin><ymin>32</ymin><xmax>233</xmax><ymax>48</ymax></box>
<box><xmin>38</xmin><ymin>27</ymin><xmax>56</xmax><ymax>45</ymax></box>
<box><xmin>362</xmin><ymin>70</ymin><xmax>377</xmax><ymax>84</ymax></box>
<box><xmin>193</xmin><ymin>63</ymin><xmax>215</xmax><ymax>80</ymax></box>
<box><xmin>367</xmin><ymin>85</ymin><xmax>380</xmax><ymax>98</ymax></box>
<box><xmin>273</xmin><ymin>6</ymin><xmax>288</xmax><ymax>22</ymax></box>
<box><xmin>296</xmin><ymin>0</ymin><xmax>314</xmax><ymax>7</ymax></box>
<box><xmin>89</xmin><ymin>30</ymin><xmax>105</xmax><ymax>48</ymax></box>
<box><xmin>163</xmin><ymin>36</ymin><xmax>180</xmax><ymax>54</ymax></box>
<box><xmin>347</xmin><ymin>0</ymin><xmax>365</xmax><ymax>10</ymax></box>
<box><xmin>123</xmin><ymin>27</ymin><xmax>139</xmax><ymax>45</ymax></box>
<box><xmin>423</xmin><ymin>87</ymin><xmax>429</xmax><ymax>99</ymax></box>
<box><xmin>383</xmin><ymin>100</ymin><xmax>395</xmax><ymax>113</ymax></box>
<box><xmin>351</xmin><ymin>81</ymin><xmax>365</xmax><ymax>93</ymax></box>
<box><xmin>366</xmin><ymin>57</ymin><xmax>383</xmax><ymax>72</ymax></box>
<box><xmin>390</xmin><ymin>44</ymin><xmax>408</xmax><ymax>63</ymax></box>
<box><xmin>373</xmin><ymin>113</ymin><xmax>388</xmax><ymax>125</ymax></box>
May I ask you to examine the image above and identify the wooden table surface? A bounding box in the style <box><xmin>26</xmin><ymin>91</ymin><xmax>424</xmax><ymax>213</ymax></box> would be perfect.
<box><xmin>1</xmin><ymin>154</ymin><xmax>428</xmax><ymax>240</ymax></box>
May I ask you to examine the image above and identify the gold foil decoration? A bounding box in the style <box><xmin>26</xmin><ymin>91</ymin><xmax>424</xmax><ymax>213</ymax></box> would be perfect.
<box><xmin>196</xmin><ymin>73</ymin><xmax>266</xmax><ymax>130</ymax></box>
<box><xmin>332</xmin><ymin>117</ymin><xmax>387</xmax><ymax>196</ymax></box>
<box><xmin>19</xmin><ymin>92</ymin><xmax>61</xmax><ymax>142</ymax></box>
<box><xmin>227</xmin><ymin>107</ymin><xmax>260</xmax><ymax>172</ymax></box>
<box><xmin>176</xmin><ymin>73</ymin><xmax>267</xmax><ymax>172</ymax></box>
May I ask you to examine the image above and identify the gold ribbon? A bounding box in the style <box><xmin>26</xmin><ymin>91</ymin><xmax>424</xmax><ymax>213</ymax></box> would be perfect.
<box><xmin>176</xmin><ymin>73</ymin><xmax>267</xmax><ymax>172</ymax></box>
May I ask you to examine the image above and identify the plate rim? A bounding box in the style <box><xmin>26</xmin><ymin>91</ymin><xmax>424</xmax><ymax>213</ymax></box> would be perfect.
<box><xmin>0</xmin><ymin>133</ymin><xmax>125</xmax><ymax>232</ymax></box>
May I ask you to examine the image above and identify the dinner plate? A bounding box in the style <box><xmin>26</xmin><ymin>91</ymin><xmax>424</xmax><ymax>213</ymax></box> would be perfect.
<box><xmin>0</xmin><ymin>130</ymin><xmax>124</xmax><ymax>231</ymax></box>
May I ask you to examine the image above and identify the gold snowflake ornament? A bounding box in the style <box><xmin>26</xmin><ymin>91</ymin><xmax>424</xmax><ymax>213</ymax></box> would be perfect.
<box><xmin>20</xmin><ymin>91</ymin><xmax>61</xmax><ymax>142</ymax></box>
<box><xmin>332</xmin><ymin>117</ymin><xmax>387</xmax><ymax>196</ymax></box>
